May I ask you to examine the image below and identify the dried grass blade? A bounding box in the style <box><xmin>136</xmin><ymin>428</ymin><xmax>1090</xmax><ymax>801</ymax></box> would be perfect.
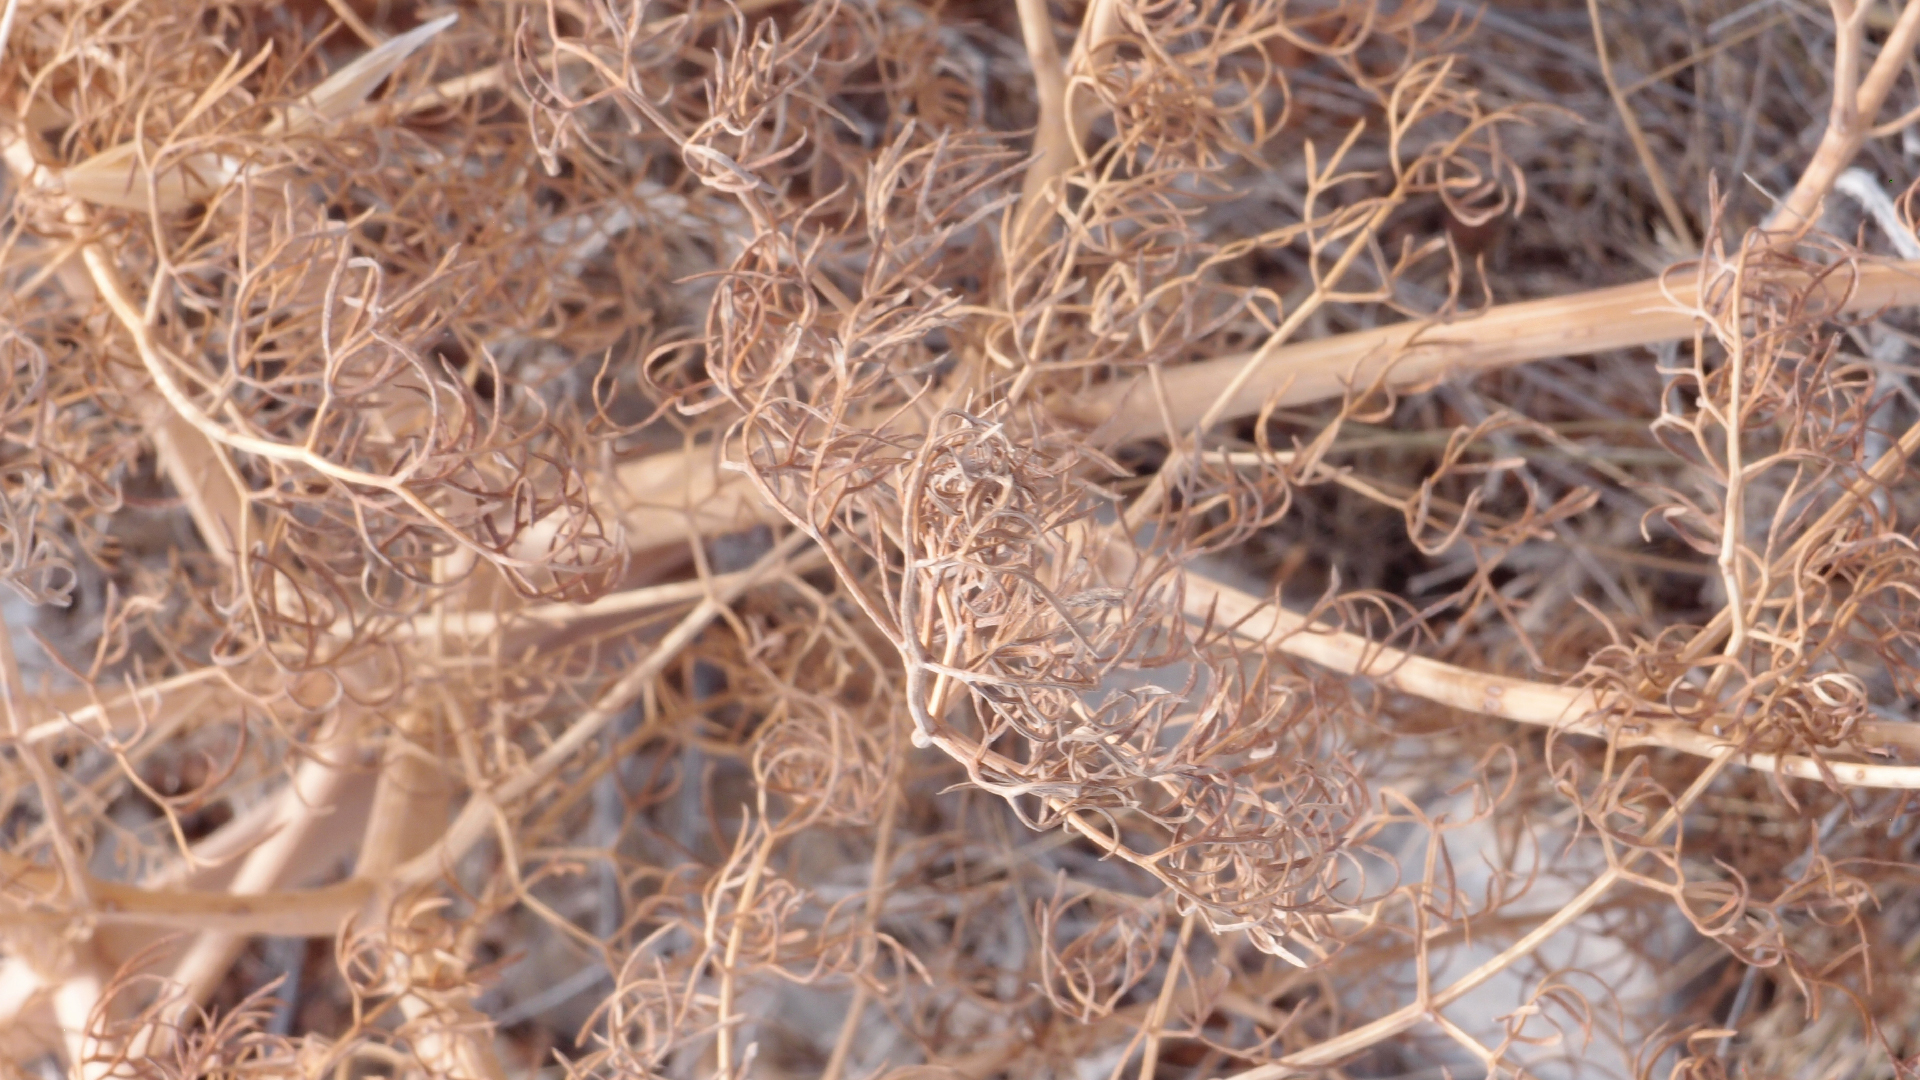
<box><xmin>265</xmin><ymin>13</ymin><xmax>459</xmax><ymax>137</ymax></box>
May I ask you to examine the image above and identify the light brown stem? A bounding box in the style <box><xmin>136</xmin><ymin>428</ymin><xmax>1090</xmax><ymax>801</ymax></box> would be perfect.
<box><xmin>609</xmin><ymin>439</ymin><xmax>780</xmax><ymax>554</ymax></box>
<box><xmin>1138</xmin><ymin>911</ymin><xmax>1197</xmax><ymax>1080</ymax></box>
<box><xmin>821</xmin><ymin>772</ymin><xmax>904</xmax><ymax>1080</ymax></box>
<box><xmin>143</xmin><ymin>763</ymin><xmax>377</xmax><ymax>894</ymax></box>
<box><xmin>147</xmin><ymin>410</ymin><xmax>249</xmax><ymax>568</ymax></box>
<box><xmin>1191</xmin><ymin>575</ymin><xmax>1920</xmax><ymax>788</ymax></box>
<box><xmin>1220</xmin><ymin>746</ymin><xmax>1738</xmax><ymax>1079</ymax></box>
<box><xmin>1012</xmin><ymin>0</ymin><xmax>1075</xmax><ymax>247</ymax></box>
<box><xmin>396</xmin><ymin>995</ymin><xmax>509</xmax><ymax>1080</ymax></box>
<box><xmin>357</xmin><ymin>627</ymin><xmax>492</xmax><ymax>1079</ymax></box>
<box><xmin>1190</xmin><ymin>123</ymin><xmax>1401</xmax><ymax>437</ymax></box>
<box><xmin>1065</xmin><ymin>0</ymin><xmax>1124</xmax><ymax>149</ymax></box>
<box><xmin>1076</xmin><ymin>259</ymin><xmax>1920</xmax><ymax>442</ymax></box>
<box><xmin>0</xmin><ymin>621</ymin><xmax>89</xmax><ymax>909</ymax></box>
<box><xmin>0</xmin><ymin>0</ymin><xmax>20</xmax><ymax>67</ymax></box>
<box><xmin>158</xmin><ymin>721</ymin><xmax>358</xmax><ymax>1013</ymax></box>
<box><xmin>1713</xmin><ymin>261</ymin><xmax>1752</xmax><ymax>679</ymax></box>
<box><xmin>80</xmin><ymin>241</ymin><xmax>545</xmax><ymax>576</ymax></box>
<box><xmin>358</xmin><ymin>545</ymin><xmax>829</xmax><ymax>644</ymax></box>
<box><xmin>1767</xmin><ymin>0</ymin><xmax>1920</xmax><ymax>236</ymax></box>
<box><xmin>1586</xmin><ymin>0</ymin><xmax>1694</xmax><ymax>249</ymax></box>
<box><xmin>353</xmin><ymin>709</ymin><xmax>454</xmax><ymax>883</ymax></box>
<box><xmin>22</xmin><ymin>665</ymin><xmax>232</xmax><ymax>749</ymax></box>
<box><xmin>715</xmin><ymin>824</ymin><xmax>777</xmax><ymax>1077</ymax></box>
<box><xmin>1675</xmin><ymin>406</ymin><xmax>1920</xmax><ymax>667</ymax></box>
<box><xmin>48</xmin><ymin>956</ymin><xmax>114</xmax><ymax>1080</ymax></box>
<box><xmin>616</xmin><ymin>260</ymin><xmax>1920</xmax><ymax>555</ymax></box>
<box><xmin>386</xmin><ymin>530</ymin><xmax>809</xmax><ymax>893</ymax></box>
<box><xmin>0</xmin><ymin>853</ymin><xmax>372</xmax><ymax>935</ymax></box>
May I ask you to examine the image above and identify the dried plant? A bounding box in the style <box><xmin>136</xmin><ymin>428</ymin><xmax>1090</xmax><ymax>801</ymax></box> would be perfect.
<box><xmin>6</xmin><ymin>1</ymin><xmax>1920</xmax><ymax>1079</ymax></box>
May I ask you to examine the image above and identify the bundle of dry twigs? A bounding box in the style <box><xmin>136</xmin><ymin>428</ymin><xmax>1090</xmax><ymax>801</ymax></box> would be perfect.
<box><xmin>5</xmin><ymin>0</ymin><xmax>1920</xmax><ymax>1077</ymax></box>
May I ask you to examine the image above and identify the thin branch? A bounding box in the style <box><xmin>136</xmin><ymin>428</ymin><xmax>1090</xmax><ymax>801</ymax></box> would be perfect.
<box><xmin>616</xmin><ymin>261</ymin><xmax>1920</xmax><ymax>555</ymax></box>
<box><xmin>1190</xmin><ymin>575</ymin><xmax>1920</xmax><ymax>788</ymax></box>
<box><xmin>820</xmin><ymin>768</ymin><xmax>904</xmax><ymax>1080</ymax></box>
<box><xmin>157</xmin><ymin>719</ymin><xmax>358</xmax><ymax>1013</ymax></box>
<box><xmin>1012</xmin><ymin>0</ymin><xmax>1074</xmax><ymax>248</ymax></box>
<box><xmin>1586</xmin><ymin>0</ymin><xmax>1695</xmax><ymax>249</ymax></box>
<box><xmin>1137</xmin><ymin>911</ymin><xmax>1197</xmax><ymax>1080</ymax></box>
<box><xmin>1767</xmin><ymin>0</ymin><xmax>1920</xmax><ymax>235</ymax></box>
<box><xmin>0</xmin><ymin>850</ymin><xmax>372</xmax><ymax>935</ymax></box>
<box><xmin>387</xmin><ymin>530</ymin><xmax>810</xmax><ymax>892</ymax></box>
<box><xmin>0</xmin><ymin>620</ymin><xmax>90</xmax><ymax>908</ymax></box>
<box><xmin>1223</xmin><ymin>746</ymin><xmax>1742</xmax><ymax>1079</ymax></box>
<box><xmin>1077</xmin><ymin>259</ymin><xmax>1920</xmax><ymax>442</ymax></box>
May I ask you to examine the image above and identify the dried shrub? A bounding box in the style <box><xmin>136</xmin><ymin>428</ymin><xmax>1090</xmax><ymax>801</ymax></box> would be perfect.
<box><xmin>5</xmin><ymin>1</ymin><xmax>1920</xmax><ymax>1079</ymax></box>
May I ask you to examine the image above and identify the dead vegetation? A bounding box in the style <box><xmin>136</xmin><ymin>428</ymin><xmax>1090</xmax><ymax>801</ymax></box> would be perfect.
<box><xmin>4</xmin><ymin>0</ymin><xmax>1920</xmax><ymax>1077</ymax></box>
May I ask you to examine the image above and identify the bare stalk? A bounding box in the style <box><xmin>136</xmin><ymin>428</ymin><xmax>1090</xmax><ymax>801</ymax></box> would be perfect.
<box><xmin>820</xmin><ymin>772</ymin><xmax>904</xmax><ymax>1080</ymax></box>
<box><xmin>1079</xmin><ymin>260</ymin><xmax>1920</xmax><ymax>441</ymax></box>
<box><xmin>155</xmin><ymin>719</ymin><xmax>358</xmax><ymax>1015</ymax></box>
<box><xmin>1190</xmin><ymin>575</ymin><xmax>1920</xmax><ymax>788</ymax></box>
<box><xmin>1137</xmin><ymin>911</ymin><xmax>1197</xmax><ymax>1080</ymax></box>
<box><xmin>1011</xmin><ymin>0</ymin><xmax>1074</xmax><ymax>248</ymax></box>
<box><xmin>1585</xmin><ymin>0</ymin><xmax>1694</xmax><ymax>249</ymax></box>
<box><xmin>1224</xmin><ymin>745</ymin><xmax>1741</xmax><ymax>1079</ymax></box>
<box><xmin>615</xmin><ymin>260</ymin><xmax>1920</xmax><ymax>554</ymax></box>
<box><xmin>386</xmin><ymin>530</ymin><xmax>810</xmax><ymax>892</ymax></box>
<box><xmin>1767</xmin><ymin>0</ymin><xmax>1920</xmax><ymax>235</ymax></box>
